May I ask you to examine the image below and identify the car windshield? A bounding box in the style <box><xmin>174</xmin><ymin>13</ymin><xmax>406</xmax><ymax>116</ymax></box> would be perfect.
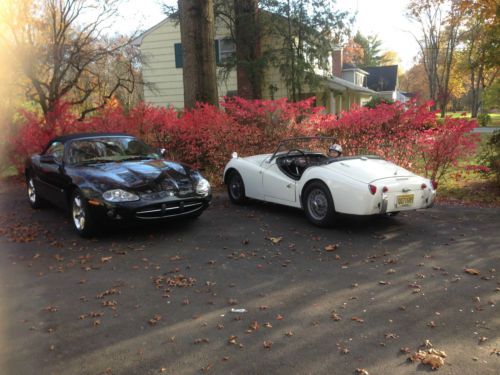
<box><xmin>271</xmin><ymin>137</ymin><xmax>338</xmax><ymax>160</ymax></box>
<box><xmin>67</xmin><ymin>137</ymin><xmax>160</xmax><ymax>165</ymax></box>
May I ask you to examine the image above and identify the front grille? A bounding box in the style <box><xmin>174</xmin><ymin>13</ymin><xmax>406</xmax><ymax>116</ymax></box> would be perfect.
<box><xmin>139</xmin><ymin>178</ymin><xmax>194</xmax><ymax>200</ymax></box>
<box><xmin>135</xmin><ymin>199</ymin><xmax>204</xmax><ymax>219</ymax></box>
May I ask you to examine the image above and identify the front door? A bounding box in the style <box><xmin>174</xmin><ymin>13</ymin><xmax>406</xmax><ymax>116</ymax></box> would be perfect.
<box><xmin>262</xmin><ymin>161</ymin><xmax>296</xmax><ymax>203</ymax></box>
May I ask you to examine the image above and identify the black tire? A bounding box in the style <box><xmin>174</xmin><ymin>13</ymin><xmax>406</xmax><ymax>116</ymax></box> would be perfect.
<box><xmin>227</xmin><ymin>171</ymin><xmax>246</xmax><ymax>204</ymax></box>
<box><xmin>26</xmin><ymin>176</ymin><xmax>45</xmax><ymax>209</ymax></box>
<box><xmin>303</xmin><ymin>181</ymin><xmax>336</xmax><ymax>227</ymax></box>
<box><xmin>70</xmin><ymin>189</ymin><xmax>97</xmax><ymax>237</ymax></box>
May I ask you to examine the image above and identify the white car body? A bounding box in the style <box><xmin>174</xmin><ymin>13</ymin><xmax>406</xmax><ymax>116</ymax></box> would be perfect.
<box><xmin>224</xmin><ymin>148</ymin><xmax>436</xmax><ymax>217</ymax></box>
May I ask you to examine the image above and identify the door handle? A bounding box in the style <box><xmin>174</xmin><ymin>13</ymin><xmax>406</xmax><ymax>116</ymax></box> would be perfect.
<box><xmin>286</xmin><ymin>183</ymin><xmax>292</xmax><ymax>188</ymax></box>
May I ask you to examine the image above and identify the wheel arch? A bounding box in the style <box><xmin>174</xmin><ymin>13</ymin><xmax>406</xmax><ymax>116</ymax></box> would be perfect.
<box><xmin>224</xmin><ymin>167</ymin><xmax>239</xmax><ymax>185</ymax></box>
<box><xmin>300</xmin><ymin>178</ymin><xmax>330</xmax><ymax>209</ymax></box>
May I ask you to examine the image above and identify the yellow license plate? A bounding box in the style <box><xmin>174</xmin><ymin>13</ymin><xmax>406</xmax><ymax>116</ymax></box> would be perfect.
<box><xmin>397</xmin><ymin>194</ymin><xmax>414</xmax><ymax>207</ymax></box>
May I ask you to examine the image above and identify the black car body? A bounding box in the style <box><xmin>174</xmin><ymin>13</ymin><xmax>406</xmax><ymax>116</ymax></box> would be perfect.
<box><xmin>25</xmin><ymin>133</ymin><xmax>212</xmax><ymax>236</ymax></box>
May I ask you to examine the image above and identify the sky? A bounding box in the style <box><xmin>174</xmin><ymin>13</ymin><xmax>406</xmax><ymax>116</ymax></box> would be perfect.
<box><xmin>113</xmin><ymin>0</ymin><xmax>421</xmax><ymax>70</ymax></box>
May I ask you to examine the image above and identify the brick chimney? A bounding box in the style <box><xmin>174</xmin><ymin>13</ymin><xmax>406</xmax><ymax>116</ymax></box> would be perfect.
<box><xmin>332</xmin><ymin>48</ymin><xmax>343</xmax><ymax>78</ymax></box>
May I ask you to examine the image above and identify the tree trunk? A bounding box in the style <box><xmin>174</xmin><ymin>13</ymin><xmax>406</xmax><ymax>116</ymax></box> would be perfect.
<box><xmin>234</xmin><ymin>0</ymin><xmax>262</xmax><ymax>99</ymax></box>
<box><xmin>178</xmin><ymin>0</ymin><xmax>218</xmax><ymax>109</ymax></box>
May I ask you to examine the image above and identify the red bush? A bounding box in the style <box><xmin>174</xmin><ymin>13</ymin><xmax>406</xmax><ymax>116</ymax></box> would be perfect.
<box><xmin>417</xmin><ymin>117</ymin><xmax>479</xmax><ymax>182</ymax></box>
<box><xmin>8</xmin><ymin>97</ymin><xmax>479</xmax><ymax>185</ymax></box>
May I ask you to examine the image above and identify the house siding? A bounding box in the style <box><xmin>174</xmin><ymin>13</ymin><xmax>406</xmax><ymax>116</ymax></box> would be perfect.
<box><xmin>140</xmin><ymin>19</ymin><xmax>237</xmax><ymax>108</ymax></box>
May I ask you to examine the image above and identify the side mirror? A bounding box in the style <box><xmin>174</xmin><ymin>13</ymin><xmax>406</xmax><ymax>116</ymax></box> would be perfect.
<box><xmin>40</xmin><ymin>154</ymin><xmax>57</xmax><ymax>164</ymax></box>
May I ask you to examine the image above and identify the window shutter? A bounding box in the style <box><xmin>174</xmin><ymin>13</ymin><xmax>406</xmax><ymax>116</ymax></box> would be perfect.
<box><xmin>174</xmin><ymin>43</ymin><xmax>183</xmax><ymax>68</ymax></box>
<box><xmin>215</xmin><ymin>39</ymin><xmax>220</xmax><ymax>65</ymax></box>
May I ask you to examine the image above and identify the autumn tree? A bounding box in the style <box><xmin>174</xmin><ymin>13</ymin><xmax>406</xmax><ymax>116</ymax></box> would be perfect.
<box><xmin>380</xmin><ymin>51</ymin><xmax>401</xmax><ymax>67</ymax></box>
<box><xmin>343</xmin><ymin>38</ymin><xmax>364</xmax><ymax>66</ymax></box>
<box><xmin>353</xmin><ymin>31</ymin><xmax>382</xmax><ymax>67</ymax></box>
<box><xmin>399</xmin><ymin>62</ymin><xmax>430</xmax><ymax>104</ymax></box>
<box><xmin>407</xmin><ymin>0</ymin><xmax>463</xmax><ymax>117</ymax></box>
<box><xmin>458</xmin><ymin>0</ymin><xmax>499</xmax><ymax>117</ymax></box>
<box><xmin>0</xmin><ymin>0</ymin><xmax>142</xmax><ymax>119</ymax></box>
<box><xmin>260</xmin><ymin>0</ymin><xmax>352</xmax><ymax>101</ymax></box>
<box><xmin>178</xmin><ymin>0</ymin><xmax>218</xmax><ymax>108</ymax></box>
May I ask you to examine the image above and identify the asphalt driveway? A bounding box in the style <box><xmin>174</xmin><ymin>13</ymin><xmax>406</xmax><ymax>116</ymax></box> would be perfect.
<box><xmin>0</xmin><ymin>178</ymin><xmax>498</xmax><ymax>375</ymax></box>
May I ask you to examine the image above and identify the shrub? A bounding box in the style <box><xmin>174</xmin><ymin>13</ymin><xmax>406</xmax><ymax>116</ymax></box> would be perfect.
<box><xmin>363</xmin><ymin>95</ymin><xmax>394</xmax><ymax>109</ymax></box>
<box><xmin>8</xmin><ymin>97</ymin><xmax>479</xmax><ymax>186</ymax></box>
<box><xmin>478</xmin><ymin>130</ymin><xmax>500</xmax><ymax>185</ymax></box>
<box><xmin>477</xmin><ymin>113</ymin><xmax>491</xmax><ymax>127</ymax></box>
<box><xmin>417</xmin><ymin>117</ymin><xmax>479</xmax><ymax>183</ymax></box>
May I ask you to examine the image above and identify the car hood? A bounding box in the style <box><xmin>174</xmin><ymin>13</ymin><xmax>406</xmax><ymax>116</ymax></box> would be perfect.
<box><xmin>77</xmin><ymin>159</ymin><xmax>197</xmax><ymax>191</ymax></box>
<box><xmin>323</xmin><ymin>158</ymin><xmax>415</xmax><ymax>183</ymax></box>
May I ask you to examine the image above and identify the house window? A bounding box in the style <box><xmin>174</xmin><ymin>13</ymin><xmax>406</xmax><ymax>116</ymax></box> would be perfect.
<box><xmin>174</xmin><ymin>39</ymin><xmax>235</xmax><ymax>68</ymax></box>
<box><xmin>216</xmin><ymin>38</ymin><xmax>235</xmax><ymax>63</ymax></box>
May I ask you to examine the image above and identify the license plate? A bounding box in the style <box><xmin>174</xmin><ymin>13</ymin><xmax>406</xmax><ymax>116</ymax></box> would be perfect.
<box><xmin>397</xmin><ymin>194</ymin><xmax>414</xmax><ymax>207</ymax></box>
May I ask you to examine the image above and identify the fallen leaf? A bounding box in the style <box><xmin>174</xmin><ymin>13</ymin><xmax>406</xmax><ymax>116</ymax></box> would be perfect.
<box><xmin>276</xmin><ymin>314</ymin><xmax>284</xmax><ymax>320</ymax></box>
<box><xmin>331</xmin><ymin>312</ymin><xmax>342</xmax><ymax>321</ymax></box>
<box><xmin>247</xmin><ymin>321</ymin><xmax>260</xmax><ymax>332</ymax></box>
<box><xmin>324</xmin><ymin>243</ymin><xmax>339</xmax><ymax>252</ymax></box>
<box><xmin>422</xmin><ymin>354</ymin><xmax>444</xmax><ymax>370</ymax></box>
<box><xmin>464</xmin><ymin>268</ymin><xmax>480</xmax><ymax>275</ymax></box>
<box><xmin>263</xmin><ymin>340</ymin><xmax>273</xmax><ymax>349</ymax></box>
<box><xmin>267</xmin><ymin>236</ymin><xmax>283</xmax><ymax>244</ymax></box>
<box><xmin>101</xmin><ymin>256</ymin><xmax>112</xmax><ymax>263</ymax></box>
<box><xmin>355</xmin><ymin>369</ymin><xmax>369</xmax><ymax>375</ymax></box>
<box><xmin>201</xmin><ymin>363</ymin><xmax>212</xmax><ymax>373</ymax></box>
<box><xmin>285</xmin><ymin>331</ymin><xmax>294</xmax><ymax>337</ymax></box>
<box><xmin>351</xmin><ymin>316</ymin><xmax>364</xmax><ymax>323</ymax></box>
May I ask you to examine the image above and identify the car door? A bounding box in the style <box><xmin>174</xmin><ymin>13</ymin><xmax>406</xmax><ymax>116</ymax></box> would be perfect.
<box><xmin>36</xmin><ymin>141</ymin><xmax>68</xmax><ymax>208</ymax></box>
<box><xmin>262</xmin><ymin>158</ymin><xmax>296</xmax><ymax>204</ymax></box>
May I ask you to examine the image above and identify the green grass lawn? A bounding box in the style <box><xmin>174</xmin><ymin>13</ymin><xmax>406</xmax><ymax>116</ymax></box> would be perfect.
<box><xmin>436</xmin><ymin>132</ymin><xmax>500</xmax><ymax>206</ymax></box>
<box><xmin>444</xmin><ymin>112</ymin><xmax>500</xmax><ymax>127</ymax></box>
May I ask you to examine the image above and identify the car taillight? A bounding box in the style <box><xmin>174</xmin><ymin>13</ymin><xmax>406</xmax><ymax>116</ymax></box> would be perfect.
<box><xmin>368</xmin><ymin>184</ymin><xmax>377</xmax><ymax>195</ymax></box>
<box><xmin>431</xmin><ymin>180</ymin><xmax>438</xmax><ymax>190</ymax></box>
<box><xmin>382</xmin><ymin>186</ymin><xmax>389</xmax><ymax>193</ymax></box>
<box><xmin>421</xmin><ymin>183</ymin><xmax>427</xmax><ymax>190</ymax></box>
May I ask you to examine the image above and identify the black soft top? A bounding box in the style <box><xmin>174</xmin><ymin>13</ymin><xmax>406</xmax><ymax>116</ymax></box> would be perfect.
<box><xmin>50</xmin><ymin>132</ymin><xmax>132</xmax><ymax>144</ymax></box>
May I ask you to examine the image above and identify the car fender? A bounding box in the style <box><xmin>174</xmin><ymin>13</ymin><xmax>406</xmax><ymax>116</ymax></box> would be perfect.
<box><xmin>224</xmin><ymin>157</ymin><xmax>266</xmax><ymax>200</ymax></box>
<box><xmin>298</xmin><ymin>166</ymin><xmax>372</xmax><ymax>215</ymax></box>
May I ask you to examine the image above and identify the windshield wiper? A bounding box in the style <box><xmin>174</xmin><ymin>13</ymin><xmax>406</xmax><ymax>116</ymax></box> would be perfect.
<box><xmin>77</xmin><ymin>158</ymin><xmax>114</xmax><ymax>165</ymax></box>
<box><xmin>120</xmin><ymin>156</ymin><xmax>155</xmax><ymax>162</ymax></box>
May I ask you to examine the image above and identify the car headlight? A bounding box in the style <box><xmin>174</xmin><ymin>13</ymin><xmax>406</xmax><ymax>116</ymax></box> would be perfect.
<box><xmin>195</xmin><ymin>178</ymin><xmax>211</xmax><ymax>196</ymax></box>
<box><xmin>102</xmin><ymin>189</ymin><xmax>140</xmax><ymax>202</ymax></box>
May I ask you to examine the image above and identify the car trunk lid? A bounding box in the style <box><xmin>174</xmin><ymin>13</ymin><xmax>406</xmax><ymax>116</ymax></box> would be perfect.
<box><xmin>325</xmin><ymin>157</ymin><xmax>415</xmax><ymax>184</ymax></box>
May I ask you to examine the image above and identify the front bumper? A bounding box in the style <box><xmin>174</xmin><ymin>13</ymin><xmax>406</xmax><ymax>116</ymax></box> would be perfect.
<box><xmin>88</xmin><ymin>194</ymin><xmax>212</xmax><ymax>222</ymax></box>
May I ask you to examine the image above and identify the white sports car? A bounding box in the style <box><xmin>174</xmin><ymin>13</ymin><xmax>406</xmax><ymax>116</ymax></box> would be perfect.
<box><xmin>223</xmin><ymin>137</ymin><xmax>436</xmax><ymax>226</ymax></box>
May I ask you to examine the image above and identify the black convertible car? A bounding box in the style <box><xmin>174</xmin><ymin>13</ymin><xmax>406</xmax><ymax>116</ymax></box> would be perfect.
<box><xmin>25</xmin><ymin>133</ymin><xmax>212</xmax><ymax>236</ymax></box>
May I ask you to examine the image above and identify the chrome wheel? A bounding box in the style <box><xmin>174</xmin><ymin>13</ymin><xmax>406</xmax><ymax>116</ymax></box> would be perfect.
<box><xmin>72</xmin><ymin>195</ymin><xmax>86</xmax><ymax>231</ymax></box>
<box><xmin>307</xmin><ymin>188</ymin><xmax>328</xmax><ymax>221</ymax></box>
<box><xmin>27</xmin><ymin>178</ymin><xmax>36</xmax><ymax>204</ymax></box>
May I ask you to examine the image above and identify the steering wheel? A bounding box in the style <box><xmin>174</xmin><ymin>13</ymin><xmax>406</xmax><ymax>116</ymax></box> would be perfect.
<box><xmin>285</xmin><ymin>149</ymin><xmax>306</xmax><ymax>177</ymax></box>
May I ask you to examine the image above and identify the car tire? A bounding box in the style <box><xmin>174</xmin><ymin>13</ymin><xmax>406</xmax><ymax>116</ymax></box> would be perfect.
<box><xmin>303</xmin><ymin>181</ymin><xmax>336</xmax><ymax>227</ymax></box>
<box><xmin>26</xmin><ymin>176</ymin><xmax>45</xmax><ymax>209</ymax></box>
<box><xmin>227</xmin><ymin>171</ymin><xmax>246</xmax><ymax>204</ymax></box>
<box><xmin>70</xmin><ymin>189</ymin><xmax>97</xmax><ymax>237</ymax></box>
